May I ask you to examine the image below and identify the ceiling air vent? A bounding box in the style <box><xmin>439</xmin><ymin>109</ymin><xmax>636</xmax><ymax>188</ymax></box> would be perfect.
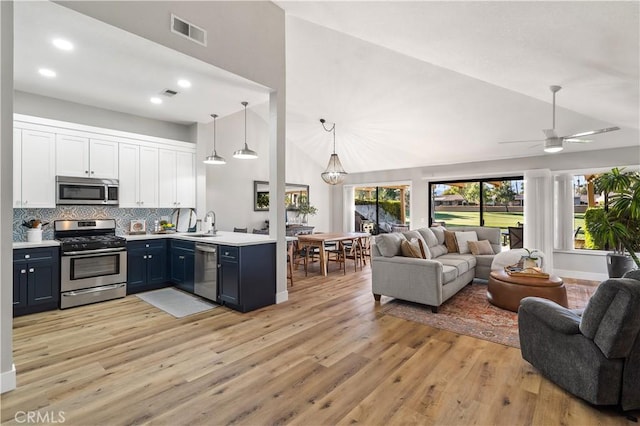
<box><xmin>171</xmin><ymin>14</ymin><xmax>207</xmax><ymax>46</ymax></box>
<box><xmin>161</xmin><ymin>89</ymin><xmax>178</xmax><ymax>97</ymax></box>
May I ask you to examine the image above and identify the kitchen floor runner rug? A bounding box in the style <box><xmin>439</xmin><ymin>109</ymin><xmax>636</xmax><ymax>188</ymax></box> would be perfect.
<box><xmin>382</xmin><ymin>280</ymin><xmax>597</xmax><ymax>348</ymax></box>
<box><xmin>136</xmin><ymin>288</ymin><xmax>217</xmax><ymax>318</ymax></box>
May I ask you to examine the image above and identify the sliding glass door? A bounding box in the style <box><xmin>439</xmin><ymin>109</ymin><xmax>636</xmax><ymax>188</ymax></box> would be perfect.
<box><xmin>354</xmin><ymin>185</ymin><xmax>410</xmax><ymax>234</ymax></box>
<box><xmin>429</xmin><ymin>176</ymin><xmax>523</xmax><ymax>246</ymax></box>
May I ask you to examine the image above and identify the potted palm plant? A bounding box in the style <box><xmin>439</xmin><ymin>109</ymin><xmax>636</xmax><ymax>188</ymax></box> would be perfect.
<box><xmin>587</xmin><ymin>167</ymin><xmax>640</xmax><ymax>277</ymax></box>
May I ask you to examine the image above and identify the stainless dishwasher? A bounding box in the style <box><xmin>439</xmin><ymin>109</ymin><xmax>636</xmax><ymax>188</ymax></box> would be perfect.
<box><xmin>195</xmin><ymin>243</ymin><xmax>218</xmax><ymax>302</ymax></box>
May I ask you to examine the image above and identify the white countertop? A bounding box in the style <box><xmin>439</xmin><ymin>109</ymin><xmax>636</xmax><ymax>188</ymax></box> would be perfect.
<box><xmin>13</xmin><ymin>240</ymin><xmax>60</xmax><ymax>249</ymax></box>
<box><xmin>13</xmin><ymin>231</ymin><xmax>277</xmax><ymax>249</ymax></box>
<box><xmin>124</xmin><ymin>230</ymin><xmax>277</xmax><ymax>247</ymax></box>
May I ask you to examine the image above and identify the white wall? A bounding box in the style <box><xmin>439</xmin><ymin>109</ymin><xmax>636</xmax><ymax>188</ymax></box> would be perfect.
<box><xmin>0</xmin><ymin>0</ymin><xmax>15</xmax><ymax>393</ymax></box>
<box><xmin>14</xmin><ymin>91</ymin><xmax>194</xmax><ymax>142</ymax></box>
<box><xmin>341</xmin><ymin>146</ymin><xmax>640</xmax><ymax>279</ymax></box>
<box><xmin>202</xmin><ymin>103</ymin><xmax>331</xmax><ymax>233</ymax></box>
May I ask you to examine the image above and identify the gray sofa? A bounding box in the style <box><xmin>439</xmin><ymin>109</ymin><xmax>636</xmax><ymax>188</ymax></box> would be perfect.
<box><xmin>371</xmin><ymin>226</ymin><xmax>501</xmax><ymax>312</ymax></box>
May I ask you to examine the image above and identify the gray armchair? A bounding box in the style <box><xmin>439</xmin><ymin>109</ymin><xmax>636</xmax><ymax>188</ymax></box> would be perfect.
<box><xmin>518</xmin><ymin>272</ymin><xmax>640</xmax><ymax>411</ymax></box>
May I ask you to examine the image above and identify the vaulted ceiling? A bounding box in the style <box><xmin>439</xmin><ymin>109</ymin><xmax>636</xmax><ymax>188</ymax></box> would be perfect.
<box><xmin>14</xmin><ymin>1</ymin><xmax>639</xmax><ymax>174</ymax></box>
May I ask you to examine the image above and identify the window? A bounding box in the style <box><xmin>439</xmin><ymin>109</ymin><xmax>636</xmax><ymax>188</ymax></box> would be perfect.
<box><xmin>354</xmin><ymin>185</ymin><xmax>410</xmax><ymax>234</ymax></box>
<box><xmin>429</xmin><ymin>176</ymin><xmax>523</xmax><ymax>246</ymax></box>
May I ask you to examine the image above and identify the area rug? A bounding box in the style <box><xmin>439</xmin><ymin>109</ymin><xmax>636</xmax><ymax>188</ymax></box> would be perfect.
<box><xmin>382</xmin><ymin>280</ymin><xmax>597</xmax><ymax>348</ymax></box>
<box><xmin>136</xmin><ymin>288</ymin><xmax>217</xmax><ymax>318</ymax></box>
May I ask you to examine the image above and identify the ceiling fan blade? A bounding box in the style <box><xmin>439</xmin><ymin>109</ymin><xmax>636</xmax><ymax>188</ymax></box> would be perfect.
<box><xmin>564</xmin><ymin>126</ymin><xmax>620</xmax><ymax>139</ymax></box>
<box><xmin>543</xmin><ymin>129</ymin><xmax>557</xmax><ymax>139</ymax></box>
<box><xmin>498</xmin><ymin>139</ymin><xmax>544</xmax><ymax>144</ymax></box>
<box><xmin>564</xmin><ymin>138</ymin><xmax>593</xmax><ymax>143</ymax></box>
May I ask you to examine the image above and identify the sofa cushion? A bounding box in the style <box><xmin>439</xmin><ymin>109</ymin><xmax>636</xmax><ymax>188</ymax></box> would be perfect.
<box><xmin>400</xmin><ymin>238</ymin><xmax>425</xmax><ymax>259</ymax></box>
<box><xmin>438</xmin><ymin>255</ymin><xmax>474</xmax><ymax>275</ymax></box>
<box><xmin>444</xmin><ymin>230</ymin><xmax>459</xmax><ymax>253</ymax></box>
<box><xmin>468</xmin><ymin>239</ymin><xmax>494</xmax><ymax>255</ymax></box>
<box><xmin>375</xmin><ymin>233</ymin><xmax>406</xmax><ymax>257</ymax></box>
<box><xmin>417</xmin><ymin>227</ymin><xmax>439</xmax><ymax>248</ymax></box>
<box><xmin>475</xmin><ymin>255</ymin><xmax>494</xmax><ymax>270</ymax></box>
<box><xmin>455</xmin><ymin>231</ymin><xmax>478</xmax><ymax>254</ymax></box>
<box><xmin>429</xmin><ymin>226</ymin><xmax>446</xmax><ymax>245</ymax></box>
<box><xmin>442</xmin><ymin>265</ymin><xmax>459</xmax><ymax>284</ymax></box>
<box><xmin>402</xmin><ymin>231</ymin><xmax>431</xmax><ymax>259</ymax></box>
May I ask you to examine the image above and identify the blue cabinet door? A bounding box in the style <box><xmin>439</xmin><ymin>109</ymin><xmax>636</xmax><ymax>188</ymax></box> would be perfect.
<box><xmin>13</xmin><ymin>247</ymin><xmax>60</xmax><ymax>316</ymax></box>
<box><xmin>146</xmin><ymin>245</ymin><xmax>167</xmax><ymax>286</ymax></box>
<box><xmin>27</xmin><ymin>257</ymin><xmax>59</xmax><ymax>306</ymax></box>
<box><xmin>127</xmin><ymin>240</ymin><xmax>169</xmax><ymax>294</ymax></box>
<box><xmin>219</xmin><ymin>246</ymin><xmax>239</xmax><ymax>306</ymax></box>
<box><xmin>13</xmin><ymin>263</ymin><xmax>27</xmax><ymax>308</ymax></box>
<box><xmin>127</xmin><ymin>246</ymin><xmax>148</xmax><ymax>291</ymax></box>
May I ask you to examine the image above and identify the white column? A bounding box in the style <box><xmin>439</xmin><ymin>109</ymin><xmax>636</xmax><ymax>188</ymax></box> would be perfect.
<box><xmin>1</xmin><ymin>0</ymin><xmax>16</xmax><ymax>394</ymax></box>
<box><xmin>343</xmin><ymin>185</ymin><xmax>355</xmax><ymax>231</ymax></box>
<box><xmin>269</xmin><ymin>91</ymin><xmax>287</xmax><ymax>304</ymax></box>
<box><xmin>524</xmin><ymin>169</ymin><xmax>554</xmax><ymax>272</ymax></box>
<box><xmin>554</xmin><ymin>173</ymin><xmax>575</xmax><ymax>250</ymax></box>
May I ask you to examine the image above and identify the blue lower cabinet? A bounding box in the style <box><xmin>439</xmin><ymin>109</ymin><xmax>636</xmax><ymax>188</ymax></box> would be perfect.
<box><xmin>169</xmin><ymin>240</ymin><xmax>195</xmax><ymax>293</ymax></box>
<box><xmin>219</xmin><ymin>243</ymin><xmax>276</xmax><ymax>313</ymax></box>
<box><xmin>13</xmin><ymin>247</ymin><xmax>60</xmax><ymax>317</ymax></box>
<box><xmin>126</xmin><ymin>240</ymin><xmax>168</xmax><ymax>294</ymax></box>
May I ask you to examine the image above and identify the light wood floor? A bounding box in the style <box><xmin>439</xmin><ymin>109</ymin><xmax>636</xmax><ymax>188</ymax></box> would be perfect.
<box><xmin>2</xmin><ymin>261</ymin><xmax>636</xmax><ymax>425</ymax></box>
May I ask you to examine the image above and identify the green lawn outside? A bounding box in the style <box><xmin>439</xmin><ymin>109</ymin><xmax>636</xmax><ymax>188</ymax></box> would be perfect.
<box><xmin>435</xmin><ymin>211</ymin><xmax>586</xmax><ymax>236</ymax></box>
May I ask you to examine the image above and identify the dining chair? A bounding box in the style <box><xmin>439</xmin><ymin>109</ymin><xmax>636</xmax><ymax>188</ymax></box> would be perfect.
<box><xmin>233</xmin><ymin>227</ymin><xmax>248</xmax><ymax>233</ymax></box>
<box><xmin>325</xmin><ymin>242</ymin><xmax>346</xmax><ymax>274</ymax></box>
<box><xmin>286</xmin><ymin>240</ymin><xmax>295</xmax><ymax>286</ymax></box>
<box><xmin>508</xmin><ymin>226</ymin><xmax>524</xmax><ymax>249</ymax></box>
<box><xmin>359</xmin><ymin>236</ymin><xmax>371</xmax><ymax>265</ymax></box>
<box><xmin>342</xmin><ymin>238</ymin><xmax>363</xmax><ymax>273</ymax></box>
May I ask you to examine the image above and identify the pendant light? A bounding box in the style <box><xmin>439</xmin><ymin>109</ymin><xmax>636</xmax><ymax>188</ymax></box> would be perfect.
<box><xmin>320</xmin><ymin>118</ymin><xmax>347</xmax><ymax>185</ymax></box>
<box><xmin>203</xmin><ymin>114</ymin><xmax>226</xmax><ymax>165</ymax></box>
<box><xmin>233</xmin><ymin>101</ymin><xmax>258</xmax><ymax>159</ymax></box>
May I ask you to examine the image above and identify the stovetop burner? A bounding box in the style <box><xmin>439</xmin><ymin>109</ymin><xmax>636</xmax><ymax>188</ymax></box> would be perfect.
<box><xmin>54</xmin><ymin>219</ymin><xmax>126</xmax><ymax>252</ymax></box>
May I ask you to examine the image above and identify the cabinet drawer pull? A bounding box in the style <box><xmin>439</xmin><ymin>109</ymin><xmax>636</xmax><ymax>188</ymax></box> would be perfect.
<box><xmin>29</xmin><ymin>268</ymin><xmax>34</xmax><ymax>273</ymax></box>
<box><xmin>143</xmin><ymin>255</ymin><xmax>147</xmax><ymax>259</ymax></box>
<box><xmin>24</xmin><ymin>254</ymin><xmax>30</xmax><ymax>259</ymax></box>
<box><xmin>179</xmin><ymin>256</ymin><xmax>185</xmax><ymax>260</ymax></box>
<box><xmin>145</xmin><ymin>244</ymin><xmax>150</xmax><ymax>248</ymax></box>
<box><xmin>148</xmin><ymin>255</ymin><xmax>153</xmax><ymax>259</ymax></box>
<box><xmin>21</xmin><ymin>269</ymin><xmax>26</xmax><ymax>274</ymax></box>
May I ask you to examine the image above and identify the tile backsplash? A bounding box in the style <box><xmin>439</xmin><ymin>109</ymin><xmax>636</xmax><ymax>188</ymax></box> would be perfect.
<box><xmin>14</xmin><ymin>207</ymin><xmax>175</xmax><ymax>241</ymax></box>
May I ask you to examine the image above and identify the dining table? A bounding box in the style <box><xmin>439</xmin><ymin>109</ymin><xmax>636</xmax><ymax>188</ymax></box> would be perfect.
<box><xmin>296</xmin><ymin>232</ymin><xmax>370</xmax><ymax>276</ymax></box>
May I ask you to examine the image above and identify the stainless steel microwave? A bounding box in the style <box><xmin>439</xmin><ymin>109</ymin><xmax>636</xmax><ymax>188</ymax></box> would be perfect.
<box><xmin>56</xmin><ymin>176</ymin><xmax>119</xmax><ymax>205</ymax></box>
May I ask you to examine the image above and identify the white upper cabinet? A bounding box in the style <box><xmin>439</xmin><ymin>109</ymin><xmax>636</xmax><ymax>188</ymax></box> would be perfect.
<box><xmin>158</xmin><ymin>149</ymin><xmax>195</xmax><ymax>208</ymax></box>
<box><xmin>56</xmin><ymin>135</ymin><xmax>118</xmax><ymax>179</ymax></box>
<box><xmin>119</xmin><ymin>143</ymin><xmax>159</xmax><ymax>208</ymax></box>
<box><xmin>14</xmin><ymin>129</ymin><xmax>56</xmax><ymax>208</ymax></box>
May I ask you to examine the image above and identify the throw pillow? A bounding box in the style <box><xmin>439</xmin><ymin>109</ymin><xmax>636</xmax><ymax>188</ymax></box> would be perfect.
<box><xmin>400</xmin><ymin>238</ymin><xmax>425</xmax><ymax>259</ymax></box>
<box><xmin>455</xmin><ymin>231</ymin><xmax>478</xmax><ymax>254</ymax></box>
<box><xmin>468</xmin><ymin>239</ymin><xmax>495</xmax><ymax>255</ymax></box>
<box><xmin>375</xmin><ymin>233</ymin><xmax>406</xmax><ymax>257</ymax></box>
<box><xmin>443</xmin><ymin>230</ymin><xmax>459</xmax><ymax>253</ymax></box>
<box><xmin>402</xmin><ymin>230</ymin><xmax>431</xmax><ymax>259</ymax></box>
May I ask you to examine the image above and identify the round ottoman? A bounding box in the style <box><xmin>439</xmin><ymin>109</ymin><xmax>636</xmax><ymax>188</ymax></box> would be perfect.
<box><xmin>487</xmin><ymin>269</ymin><xmax>567</xmax><ymax>312</ymax></box>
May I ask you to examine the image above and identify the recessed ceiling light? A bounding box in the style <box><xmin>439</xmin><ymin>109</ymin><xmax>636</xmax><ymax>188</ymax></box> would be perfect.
<box><xmin>38</xmin><ymin>68</ymin><xmax>56</xmax><ymax>78</ymax></box>
<box><xmin>177</xmin><ymin>79</ymin><xmax>191</xmax><ymax>88</ymax></box>
<box><xmin>150</xmin><ymin>97</ymin><xmax>163</xmax><ymax>105</ymax></box>
<box><xmin>52</xmin><ymin>38</ymin><xmax>74</xmax><ymax>51</ymax></box>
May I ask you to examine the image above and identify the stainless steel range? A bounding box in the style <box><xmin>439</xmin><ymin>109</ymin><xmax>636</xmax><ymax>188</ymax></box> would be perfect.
<box><xmin>55</xmin><ymin>219</ymin><xmax>127</xmax><ymax>309</ymax></box>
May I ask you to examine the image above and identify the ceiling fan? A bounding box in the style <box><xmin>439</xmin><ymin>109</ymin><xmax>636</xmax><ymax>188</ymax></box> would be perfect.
<box><xmin>499</xmin><ymin>85</ymin><xmax>620</xmax><ymax>153</ymax></box>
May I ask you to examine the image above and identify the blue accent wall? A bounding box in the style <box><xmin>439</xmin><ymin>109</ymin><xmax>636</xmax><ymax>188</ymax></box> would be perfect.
<box><xmin>14</xmin><ymin>207</ymin><xmax>174</xmax><ymax>241</ymax></box>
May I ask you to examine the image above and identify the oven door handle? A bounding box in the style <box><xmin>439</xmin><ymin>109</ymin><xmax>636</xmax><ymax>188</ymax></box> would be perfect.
<box><xmin>62</xmin><ymin>247</ymin><xmax>126</xmax><ymax>256</ymax></box>
<box><xmin>63</xmin><ymin>283</ymin><xmax>126</xmax><ymax>296</ymax></box>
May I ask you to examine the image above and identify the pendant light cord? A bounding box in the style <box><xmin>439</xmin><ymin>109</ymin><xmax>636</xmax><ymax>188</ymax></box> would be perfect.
<box><xmin>320</xmin><ymin>119</ymin><xmax>336</xmax><ymax>153</ymax></box>
<box><xmin>243</xmin><ymin>101</ymin><xmax>248</xmax><ymax>148</ymax></box>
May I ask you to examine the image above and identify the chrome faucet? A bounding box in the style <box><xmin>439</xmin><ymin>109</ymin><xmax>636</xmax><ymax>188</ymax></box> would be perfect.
<box><xmin>205</xmin><ymin>210</ymin><xmax>216</xmax><ymax>235</ymax></box>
